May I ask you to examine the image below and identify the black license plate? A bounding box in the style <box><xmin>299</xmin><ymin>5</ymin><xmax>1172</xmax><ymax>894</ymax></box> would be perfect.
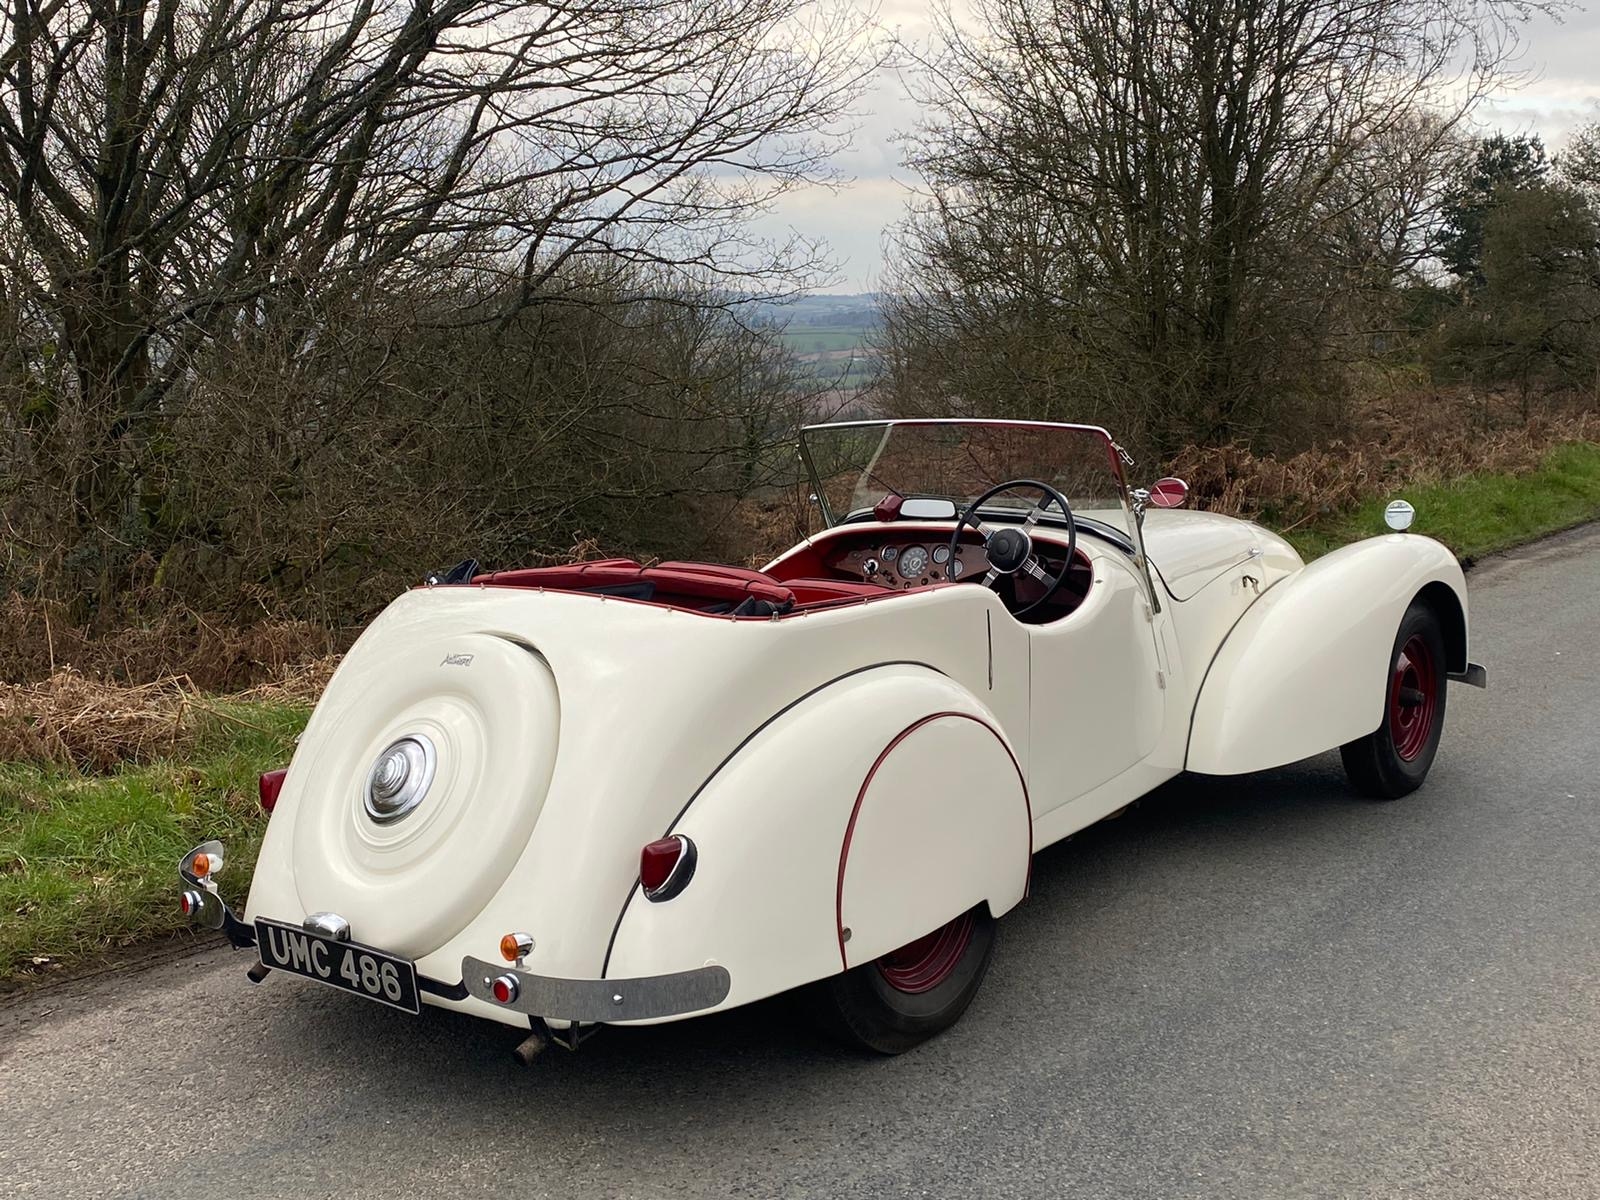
<box><xmin>256</xmin><ymin>919</ymin><xmax>420</xmax><ymax>1014</ymax></box>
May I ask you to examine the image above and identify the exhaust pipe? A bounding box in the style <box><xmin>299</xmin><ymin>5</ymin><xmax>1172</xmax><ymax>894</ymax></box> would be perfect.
<box><xmin>512</xmin><ymin>1027</ymin><xmax>548</xmax><ymax>1067</ymax></box>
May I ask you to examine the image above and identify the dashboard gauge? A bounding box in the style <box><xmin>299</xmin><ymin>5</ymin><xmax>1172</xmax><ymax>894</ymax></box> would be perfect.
<box><xmin>949</xmin><ymin>558</ymin><xmax>964</xmax><ymax>579</ymax></box>
<box><xmin>931</xmin><ymin>544</ymin><xmax>952</xmax><ymax>565</ymax></box>
<box><xmin>898</xmin><ymin>545</ymin><xmax>930</xmax><ymax>579</ymax></box>
<box><xmin>880</xmin><ymin>545</ymin><xmax>899</xmax><ymax>563</ymax></box>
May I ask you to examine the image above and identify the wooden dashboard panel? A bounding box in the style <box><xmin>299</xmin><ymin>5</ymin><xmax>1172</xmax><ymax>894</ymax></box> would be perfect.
<box><xmin>831</xmin><ymin>538</ymin><xmax>989</xmax><ymax>589</ymax></box>
<box><xmin>820</xmin><ymin>529</ymin><xmax>1095</xmax><ymax>622</ymax></box>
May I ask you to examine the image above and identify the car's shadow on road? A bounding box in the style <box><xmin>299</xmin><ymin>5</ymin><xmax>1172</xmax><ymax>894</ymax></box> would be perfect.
<box><xmin>246</xmin><ymin>751</ymin><xmax>1417</xmax><ymax>1133</ymax></box>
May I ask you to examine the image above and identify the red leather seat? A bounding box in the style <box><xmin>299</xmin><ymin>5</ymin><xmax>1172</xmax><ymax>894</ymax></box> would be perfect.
<box><xmin>473</xmin><ymin>559</ymin><xmax>904</xmax><ymax>614</ymax></box>
<box><xmin>475</xmin><ymin>559</ymin><xmax>645</xmax><ymax>590</ymax></box>
<box><xmin>638</xmin><ymin>566</ymin><xmax>794</xmax><ymax>607</ymax></box>
<box><xmin>654</xmin><ymin>561</ymin><xmax>775</xmax><ymax>585</ymax></box>
<box><xmin>474</xmin><ymin>559</ymin><xmax>796</xmax><ymax>612</ymax></box>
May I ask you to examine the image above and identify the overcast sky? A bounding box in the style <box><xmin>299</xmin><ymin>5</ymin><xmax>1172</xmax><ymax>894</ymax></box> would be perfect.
<box><xmin>760</xmin><ymin>1</ymin><xmax>1600</xmax><ymax>293</ymax></box>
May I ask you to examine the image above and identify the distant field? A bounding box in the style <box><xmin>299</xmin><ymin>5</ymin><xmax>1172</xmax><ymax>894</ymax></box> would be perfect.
<box><xmin>794</xmin><ymin>354</ymin><xmax>877</xmax><ymax>390</ymax></box>
<box><xmin>779</xmin><ymin>322</ymin><xmax>879</xmax><ymax>392</ymax></box>
<box><xmin>780</xmin><ymin>326</ymin><xmax>874</xmax><ymax>354</ymax></box>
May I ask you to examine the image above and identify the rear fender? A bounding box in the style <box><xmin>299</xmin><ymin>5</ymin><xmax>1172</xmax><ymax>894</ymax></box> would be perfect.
<box><xmin>605</xmin><ymin>664</ymin><xmax>1030</xmax><ymax>1019</ymax></box>
<box><xmin>1186</xmin><ymin>534</ymin><xmax>1468</xmax><ymax>775</ymax></box>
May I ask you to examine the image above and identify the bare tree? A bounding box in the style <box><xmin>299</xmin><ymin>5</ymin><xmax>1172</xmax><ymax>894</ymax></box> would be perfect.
<box><xmin>879</xmin><ymin>0</ymin><xmax>1557</xmax><ymax>452</ymax></box>
<box><xmin>0</xmin><ymin>0</ymin><xmax>877</xmax><ymax>609</ymax></box>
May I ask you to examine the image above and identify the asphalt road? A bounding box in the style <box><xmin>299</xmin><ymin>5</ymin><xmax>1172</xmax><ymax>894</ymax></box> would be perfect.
<box><xmin>4</xmin><ymin>527</ymin><xmax>1598</xmax><ymax>1199</ymax></box>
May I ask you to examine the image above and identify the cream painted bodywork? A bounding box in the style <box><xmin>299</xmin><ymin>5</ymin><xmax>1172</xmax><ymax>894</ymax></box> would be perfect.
<box><xmin>241</xmin><ymin>510</ymin><xmax>1471</xmax><ymax>1031</ymax></box>
<box><xmin>607</xmin><ymin>679</ymin><xmax>1030</xmax><ymax>1013</ymax></box>
<box><xmin>1185</xmin><ymin>534</ymin><xmax>1468</xmax><ymax>774</ymax></box>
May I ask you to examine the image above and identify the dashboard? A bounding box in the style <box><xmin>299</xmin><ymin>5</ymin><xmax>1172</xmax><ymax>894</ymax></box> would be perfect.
<box><xmin>814</xmin><ymin>526</ymin><xmax>1096</xmax><ymax>620</ymax></box>
<box><xmin>831</xmin><ymin>537</ymin><xmax>990</xmax><ymax>589</ymax></box>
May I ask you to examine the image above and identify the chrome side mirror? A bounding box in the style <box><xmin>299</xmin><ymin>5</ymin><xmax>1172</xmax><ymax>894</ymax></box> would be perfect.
<box><xmin>1148</xmin><ymin>477</ymin><xmax>1189</xmax><ymax>508</ymax></box>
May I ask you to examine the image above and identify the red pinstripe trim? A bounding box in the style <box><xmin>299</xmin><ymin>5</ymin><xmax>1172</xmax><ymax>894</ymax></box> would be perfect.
<box><xmin>834</xmin><ymin>711</ymin><xmax>1032</xmax><ymax>971</ymax></box>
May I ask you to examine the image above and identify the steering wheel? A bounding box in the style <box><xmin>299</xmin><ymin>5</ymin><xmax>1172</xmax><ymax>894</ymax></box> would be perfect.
<box><xmin>948</xmin><ymin>479</ymin><xmax>1077</xmax><ymax>618</ymax></box>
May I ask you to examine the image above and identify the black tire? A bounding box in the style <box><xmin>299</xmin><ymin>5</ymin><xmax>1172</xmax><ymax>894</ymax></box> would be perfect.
<box><xmin>1340</xmin><ymin>599</ymin><xmax>1448</xmax><ymax>800</ymax></box>
<box><xmin>812</xmin><ymin>905</ymin><xmax>997</xmax><ymax>1055</ymax></box>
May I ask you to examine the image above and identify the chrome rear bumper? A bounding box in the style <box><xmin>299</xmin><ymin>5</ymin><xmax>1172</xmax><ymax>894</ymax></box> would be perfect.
<box><xmin>461</xmin><ymin>956</ymin><xmax>732</xmax><ymax>1022</ymax></box>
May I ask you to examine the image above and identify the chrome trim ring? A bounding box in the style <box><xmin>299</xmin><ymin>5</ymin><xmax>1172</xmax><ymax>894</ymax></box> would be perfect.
<box><xmin>363</xmin><ymin>734</ymin><xmax>438</xmax><ymax>824</ymax></box>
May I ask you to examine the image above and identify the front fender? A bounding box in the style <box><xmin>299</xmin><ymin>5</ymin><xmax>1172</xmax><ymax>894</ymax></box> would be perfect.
<box><xmin>604</xmin><ymin>663</ymin><xmax>1030</xmax><ymax>1021</ymax></box>
<box><xmin>1186</xmin><ymin>534</ymin><xmax>1468</xmax><ymax>775</ymax></box>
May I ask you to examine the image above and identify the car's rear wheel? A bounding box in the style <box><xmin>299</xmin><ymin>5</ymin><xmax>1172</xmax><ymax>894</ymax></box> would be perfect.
<box><xmin>1340</xmin><ymin>600</ymin><xmax>1448</xmax><ymax>800</ymax></box>
<box><xmin>813</xmin><ymin>905</ymin><xmax>996</xmax><ymax>1054</ymax></box>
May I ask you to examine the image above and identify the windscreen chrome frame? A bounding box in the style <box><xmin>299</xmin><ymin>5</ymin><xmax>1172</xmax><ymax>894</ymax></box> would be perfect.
<box><xmin>797</xmin><ymin>418</ymin><xmax>1162</xmax><ymax>613</ymax></box>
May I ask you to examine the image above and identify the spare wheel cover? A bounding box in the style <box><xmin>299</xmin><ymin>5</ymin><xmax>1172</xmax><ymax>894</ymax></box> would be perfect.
<box><xmin>290</xmin><ymin>632</ymin><xmax>559</xmax><ymax>958</ymax></box>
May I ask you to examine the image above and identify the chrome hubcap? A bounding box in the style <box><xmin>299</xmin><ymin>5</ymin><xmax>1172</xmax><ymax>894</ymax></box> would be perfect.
<box><xmin>364</xmin><ymin>735</ymin><xmax>437</xmax><ymax>824</ymax></box>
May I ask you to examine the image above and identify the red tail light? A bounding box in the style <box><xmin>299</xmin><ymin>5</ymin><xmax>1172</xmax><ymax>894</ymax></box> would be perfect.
<box><xmin>639</xmin><ymin>834</ymin><xmax>696</xmax><ymax>901</ymax></box>
<box><xmin>491</xmin><ymin>974</ymin><xmax>520</xmax><ymax>1004</ymax></box>
<box><xmin>259</xmin><ymin>769</ymin><xmax>288</xmax><ymax>813</ymax></box>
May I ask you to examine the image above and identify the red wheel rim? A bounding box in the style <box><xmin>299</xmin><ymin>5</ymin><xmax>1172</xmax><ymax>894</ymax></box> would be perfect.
<box><xmin>1389</xmin><ymin>634</ymin><xmax>1438</xmax><ymax>762</ymax></box>
<box><xmin>875</xmin><ymin>910</ymin><xmax>975</xmax><ymax>994</ymax></box>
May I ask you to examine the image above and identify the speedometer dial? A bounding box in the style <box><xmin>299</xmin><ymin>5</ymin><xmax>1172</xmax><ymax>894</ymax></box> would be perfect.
<box><xmin>898</xmin><ymin>545</ymin><xmax>930</xmax><ymax>579</ymax></box>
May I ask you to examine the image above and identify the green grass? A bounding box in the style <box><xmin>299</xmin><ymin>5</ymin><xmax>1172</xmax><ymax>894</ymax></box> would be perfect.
<box><xmin>0</xmin><ymin>700</ymin><xmax>308</xmax><ymax>986</ymax></box>
<box><xmin>1288</xmin><ymin>441</ymin><xmax>1600</xmax><ymax>562</ymax></box>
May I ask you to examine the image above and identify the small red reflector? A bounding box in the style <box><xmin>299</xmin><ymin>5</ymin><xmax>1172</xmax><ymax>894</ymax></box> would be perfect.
<box><xmin>491</xmin><ymin>974</ymin><xmax>519</xmax><ymax>1004</ymax></box>
<box><xmin>259</xmin><ymin>769</ymin><xmax>288</xmax><ymax>814</ymax></box>
<box><xmin>640</xmin><ymin>837</ymin><xmax>683</xmax><ymax>894</ymax></box>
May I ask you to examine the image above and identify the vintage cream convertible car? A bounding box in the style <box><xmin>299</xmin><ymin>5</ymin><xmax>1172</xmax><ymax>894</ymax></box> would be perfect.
<box><xmin>178</xmin><ymin>419</ymin><xmax>1484</xmax><ymax>1057</ymax></box>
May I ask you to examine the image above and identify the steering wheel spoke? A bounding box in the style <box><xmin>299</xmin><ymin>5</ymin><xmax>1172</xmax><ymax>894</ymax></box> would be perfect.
<box><xmin>947</xmin><ymin>479</ymin><xmax>1078</xmax><ymax>619</ymax></box>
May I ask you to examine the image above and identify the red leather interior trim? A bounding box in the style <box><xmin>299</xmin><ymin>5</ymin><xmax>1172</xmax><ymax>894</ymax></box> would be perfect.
<box><xmin>834</xmin><ymin>711</ymin><xmax>1031</xmax><ymax>971</ymax></box>
<box><xmin>639</xmin><ymin>566</ymin><xmax>794</xmax><ymax>605</ymax></box>
<box><xmin>655</xmin><ymin>561</ymin><xmax>774</xmax><ymax>585</ymax></box>
<box><xmin>468</xmin><ymin>557</ymin><xmax>937</xmax><ymax>615</ymax></box>
<box><xmin>787</xmin><ymin>579</ymin><xmax>890</xmax><ymax>604</ymax></box>
<box><xmin>763</xmin><ymin>543</ymin><xmax>828</xmax><ymax>581</ymax></box>
<box><xmin>475</xmin><ymin>560</ymin><xmax>643</xmax><ymax>588</ymax></box>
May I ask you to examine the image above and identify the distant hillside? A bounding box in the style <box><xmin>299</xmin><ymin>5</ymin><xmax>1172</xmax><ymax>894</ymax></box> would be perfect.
<box><xmin>753</xmin><ymin>293</ymin><xmax>882</xmax><ymax>392</ymax></box>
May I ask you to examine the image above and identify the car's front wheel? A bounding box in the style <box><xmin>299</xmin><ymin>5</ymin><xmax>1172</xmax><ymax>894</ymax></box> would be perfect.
<box><xmin>813</xmin><ymin>905</ymin><xmax>996</xmax><ymax>1054</ymax></box>
<box><xmin>1340</xmin><ymin>599</ymin><xmax>1448</xmax><ymax>799</ymax></box>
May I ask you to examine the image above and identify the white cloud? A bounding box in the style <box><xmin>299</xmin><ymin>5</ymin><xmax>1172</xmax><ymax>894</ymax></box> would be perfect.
<box><xmin>757</xmin><ymin>1</ymin><xmax>1600</xmax><ymax>291</ymax></box>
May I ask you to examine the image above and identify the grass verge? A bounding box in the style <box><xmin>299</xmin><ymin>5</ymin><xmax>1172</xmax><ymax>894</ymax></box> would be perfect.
<box><xmin>0</xmin><ymin>700</ymin><xmax>307</xmax><ymax>987</ymax></box>
<box><xmin>1288</xmin><ymin>441</ymin><xmax>1600</xmax><ymax>562</ymax></box>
